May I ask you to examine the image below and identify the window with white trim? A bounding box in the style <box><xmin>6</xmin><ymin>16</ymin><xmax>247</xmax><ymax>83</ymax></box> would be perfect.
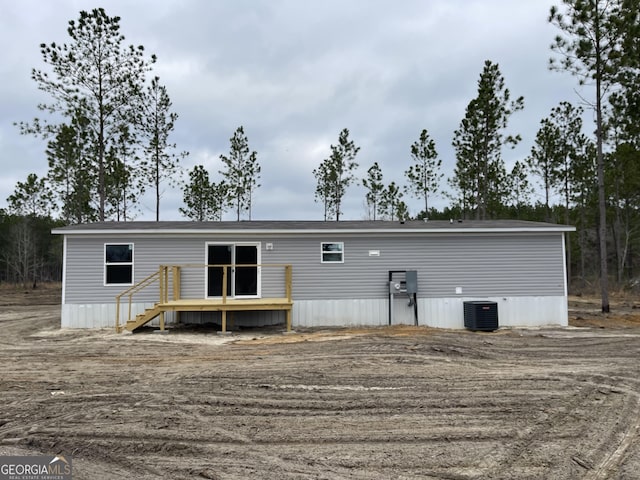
<box><xmin>321</xmin><ymin>242</ymin><xmax>344</xmax><ymax>263</ymax></box>
<box><xmin>105</xmin><ymin>243</ymin><xmax>134</xmax><ymax>285</ymax></box>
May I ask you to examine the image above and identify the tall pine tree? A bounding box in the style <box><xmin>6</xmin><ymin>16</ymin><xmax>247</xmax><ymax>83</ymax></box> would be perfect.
<box><xmin>451</xmin><ymin>60</ymin><xmax>524</xmax><ymax>220</ymax></box>
<box><xmin>549</xmin><ymin>0</ymin><xmax>629</xmax><ymax>311</ymax></box>
<box><xmin>362</xmin><ymin>162</ymin><xmax>384</xmax><ymax>220</ymax></box>
<box><xmin>313</xmin><ymin>128</ymin><xmax>360</xmax><ymax>221</ymax></box>
<box><xmin>405</xmin><ymin>129</ymin><xmax>442</xmax><ymax>217</ymax></box>
<box><xmin>138</xmin><ymin>76</ymin><xmax>187</xmax><ymax>221</ymax></box>
<box><xmin>219</xmin><ymin>126</ymin><xmax>260</xmax><ymax>221</ymax></box>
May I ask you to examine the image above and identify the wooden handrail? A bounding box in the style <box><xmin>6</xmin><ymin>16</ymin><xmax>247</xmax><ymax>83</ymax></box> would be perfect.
<box><xmin>115</xmin><ymin>267</ymin><xmax>164</xmax><ymax>332</ymax></box>
<box><xmin>285</xmin><ymin>265</ymin><xmax>292</xmax><ymax>301</ymax></box>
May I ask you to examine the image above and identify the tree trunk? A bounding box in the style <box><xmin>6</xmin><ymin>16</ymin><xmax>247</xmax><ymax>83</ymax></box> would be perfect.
<box><xmin>579</xmin><ymin>204</ymin><xmax>586</xmax><ymax>290</ymax></box>
<box><xmin>565</xmin><ymin>180</ymin><xmax>571</xmax><ymax>291</ymax></box>
<box><xmin>156</xmin><ymin>150</ymin><xmax>161</xmax><ymax>222</ymax></box>
<box><xmin>595</xmin><ymin>9</ymin><xmax>610</xmax><ymax>313</ymax></box>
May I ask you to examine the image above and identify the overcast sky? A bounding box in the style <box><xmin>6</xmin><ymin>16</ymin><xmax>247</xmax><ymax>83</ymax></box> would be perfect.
<box><xmin>0</xmin><ymin>0</ymin><xmax>585</xmax><ymax>221</ymax></box>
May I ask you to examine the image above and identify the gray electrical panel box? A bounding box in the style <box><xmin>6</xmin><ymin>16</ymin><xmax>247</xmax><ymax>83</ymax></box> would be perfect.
<box><xmin>405</xmin><ymin>270</ymin><xmax>417</xmax><ymax>294</ymax></box>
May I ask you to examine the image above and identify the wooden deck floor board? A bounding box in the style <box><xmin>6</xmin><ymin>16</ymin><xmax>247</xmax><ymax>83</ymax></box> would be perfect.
<box><xmin>159</xmin><ymin>298</ymin><xmax>293</xmax><ymax>312</ymax></box>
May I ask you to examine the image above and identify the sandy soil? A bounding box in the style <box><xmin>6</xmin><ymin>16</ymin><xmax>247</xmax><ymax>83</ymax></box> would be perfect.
<box><xmin>1</xmin><ymin>285</ymin><xmax>639</xmax><ymax>479</ymax></box>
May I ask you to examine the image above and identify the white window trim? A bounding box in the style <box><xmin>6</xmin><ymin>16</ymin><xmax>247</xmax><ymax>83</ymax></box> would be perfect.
<box><xmin>104</xmin><ymin>243</ymin><xmax>134</xmax><ymax>286</ymax></box>
<box><xmin>321</xmin><ymin>241</ymin><xmax>344</xmax><ymax>264</ymax></box>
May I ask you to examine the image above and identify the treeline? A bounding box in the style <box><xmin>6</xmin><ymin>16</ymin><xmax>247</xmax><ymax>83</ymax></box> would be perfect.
<box><xmin>2</xmin><ymin>200</ymin><xmax>636</xmax><ymax>294</ymax></box>
<box><xmin>0</xmin><ymin>213</ymin><xmax>64</xmax><ymax>286</ymax></box>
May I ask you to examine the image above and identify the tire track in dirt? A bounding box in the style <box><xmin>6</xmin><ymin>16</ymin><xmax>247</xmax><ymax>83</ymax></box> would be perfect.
<box><xmin>552</xmin><ymin>374</ymin><xmax>640</xmax><ymax>479</ymax></box>
<box><xmin>461</xmin><ymin>375</ymin><xmax>600</xmax><ymax>477</ymax></box>
<box><xmin>587</xmin><ymin>394</ymin><xmax>640</xmax><ymax>479</ymax></box>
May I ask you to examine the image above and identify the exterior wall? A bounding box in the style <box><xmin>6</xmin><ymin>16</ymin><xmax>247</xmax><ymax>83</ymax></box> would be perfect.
<box><xmin>60</xmin><ymin>231</ymin><xmax>568</xmax><ymax>329</ymax></box>
<box><xmin>64</xmin><ymin>232</ymin><xmax>566</xmax><ymax>302</ymax></box>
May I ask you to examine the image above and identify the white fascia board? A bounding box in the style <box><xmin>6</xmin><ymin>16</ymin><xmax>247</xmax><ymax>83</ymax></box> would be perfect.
<box><xmin>52</xmin><ymin>226</ymin><xmax>576</xmax><ymax>236</ymax></box>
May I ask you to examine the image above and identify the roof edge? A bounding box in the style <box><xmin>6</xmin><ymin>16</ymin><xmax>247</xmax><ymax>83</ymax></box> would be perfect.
<box><xmin>52</xmin><ymin>226</ymin><xmax>576</xmax><ymax>235</ymax></box>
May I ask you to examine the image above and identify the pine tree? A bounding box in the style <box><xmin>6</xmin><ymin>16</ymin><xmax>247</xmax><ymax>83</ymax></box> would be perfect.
<box><xmin>180</xmin><ymin>165</ymin><xmax>223</xmax><ymax>222</ymax></box>
<box><xmin>313</xmin><ymin>159</ymin><xmax>334</xmax><ymax>221</ymax></box>
<box><xmin>6</xmin><ymin>174</ymin><xmax>53</xmax><ymax>218</ymax></box>
<box><xmin>314</xmin><ymin>128</ymin><xmax>360</xmax><ymax>221</ymax></box>
<box><xmin>571</xmin><ymin>137</ymin><xmax>598</xmax><ymax>287</ymax></box>
<box><xmin>380</xmin><ymin>182</ymin><xmax>407</xmax><ymax>221</ymax></box>
<box><xmin>549</xmin><ymin>102</ymin><xmax>584</xmax><ymax>227</ymax></box>
<box><xmin>219</xmin><ymin>126</ymin><xmax>260</xmax><ymax>221</ymax></box>
<box><xmin>362</xmin><ymin>162</ymin><xmax>384</xmax><ymax>220</ymax></box>
<box><xmin>18</xmin><ymin>8</ymin><xmax>155</xmax><ymax>221</ymax></box>
<box><xmin>138</xmin><ymin>76</ymin><xmax>187</xmax><ymax>221</ymax></box>
<box><xmin>45</xmin><ymin>118</ymin><xmax>96</xmax><ymax>224</ymax></box>
<box><xmin>104</xmin><ymin>147</ymin><xmax>137</xmax><ymax>221</ymax></box>
<box><xmin>506</xmin><ymin>161</ymin><xmax>533</xmax><ymax>218</ymax></box>
<box><xmin>527</xmin><ymin>117</ymin><xmax>562</xmax><ymax>221</ymax></box>
<box><xmin>549</xmin><ymin>0</ymin><xmax>631</xmax><ymax>311</ymax></box>
<box><xmin>405</xmin><ymin>129</ymin><xmax>442</xmax><ymax>217</ymax></box>
<box><xmin>451</xmin><ymin>60</ymin><xmax>524</xmax><ymax>220</ymax></box>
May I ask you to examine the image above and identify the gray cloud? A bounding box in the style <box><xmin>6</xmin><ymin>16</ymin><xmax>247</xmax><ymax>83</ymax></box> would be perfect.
<box><xmin>1</xmin><ymin>0</ymin><xmax>582</xmax><ymax>221</ymax></box>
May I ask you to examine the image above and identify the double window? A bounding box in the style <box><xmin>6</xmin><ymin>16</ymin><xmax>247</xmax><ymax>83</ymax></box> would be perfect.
<box><xmin>321</xmin><ymin>242</ymin><xmax>344</xmax><ymax>263</ymax></box>
<box><xmin>105</xmin><ymin>244</ymin><xmax>134</xmax><ymax>285</ymax></box>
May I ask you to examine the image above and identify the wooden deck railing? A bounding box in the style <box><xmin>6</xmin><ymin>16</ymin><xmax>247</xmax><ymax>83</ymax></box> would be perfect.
<box><xmin>115</xmin><ymin>266</ymin><xmax>168</xmax><ymax>333</ymax></box>
<box><xmin>115</xmin><ymin>264</ymin><xmax>293</xmax><ymax>332</ymax></box>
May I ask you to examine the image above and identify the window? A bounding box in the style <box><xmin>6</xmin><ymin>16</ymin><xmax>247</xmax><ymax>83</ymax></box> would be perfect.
<box><xmin>105</xmin><ymin>244</ymin><xmax>133</xmax><ymax>285</ymax></box>
<box><xmin>321</xmin><ymin>242</ymin><xmax>344</xmax><ymax>263</ymax></box>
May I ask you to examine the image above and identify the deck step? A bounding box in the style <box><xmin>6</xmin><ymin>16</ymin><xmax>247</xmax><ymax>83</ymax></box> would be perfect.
<box><xmin>124</xmin><ymin>306</ymin><xmax>164</xmax><ymax>332</ymax></box>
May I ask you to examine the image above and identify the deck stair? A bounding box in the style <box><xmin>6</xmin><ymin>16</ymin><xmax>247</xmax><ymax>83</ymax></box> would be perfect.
<box><xmin>125</xmin><ymin>304</ymin><xmax>163</xmax><ymax>332</ymax></box>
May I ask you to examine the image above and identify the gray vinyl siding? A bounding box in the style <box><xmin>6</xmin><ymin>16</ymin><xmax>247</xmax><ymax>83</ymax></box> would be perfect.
<box><xmin>65</xmin><ymin>236</ymin><xmax>203</xmax><ymax>303</ymax></box>
<box><xmin>65</xmin><ymin>235</ymin><xmax>284</xmax><ymax>303</ymax></box>
<box><xmin>63</xmin><ymin>232</ymin><xmax>565</xmax><ymax>304</ymax></box>
<box><xmin>261</xmin><ymin>233</ymin><xmax>565</xmax><ymax>299</ymax></box>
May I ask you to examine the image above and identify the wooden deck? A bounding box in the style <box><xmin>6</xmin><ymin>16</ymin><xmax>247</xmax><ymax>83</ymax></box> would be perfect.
<box><xmin>160</xmin><ymin>297</ymin><xmax>293</xmax><ymax>333</ymax></box>
<box><xmin>116</xmin><ymin>264</ymin><xmax>293</xmax><ymax>333</ymax></box>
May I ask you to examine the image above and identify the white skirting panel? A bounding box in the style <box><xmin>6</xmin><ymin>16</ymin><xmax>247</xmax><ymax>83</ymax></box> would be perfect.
<box><xmin>60</xmin><ymin>303</ymin><xmax>281</xmax><ymax>329</ymax></box>
<box><xmin>61</xmin><ymin>302</ymin><xmax>163</xmax><ymax>329</ymax></box>
<box><xmin>292</xmin><ymin>296</ymin><xmax>568</xmax><ymax>329</ymax></box>
<box><xmin>418</xmin><ymin>296</ymin><xmax>568</xmax><ymax>329</ymax></box>
<box><xmin>62</xmin><ymin>296</ymin><xmax>568</xmax><ymax>329</ymax></box>
<box><xmin>292</xmin><ymin>299</ymin><xmax>391</xmax><ymax>328</ymax></box>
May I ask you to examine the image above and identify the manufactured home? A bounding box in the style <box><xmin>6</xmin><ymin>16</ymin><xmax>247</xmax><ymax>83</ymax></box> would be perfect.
<box><xmin>52</xmin><ymin>220</ymin><xmax>574</xmax><ymax>331</ymax></box>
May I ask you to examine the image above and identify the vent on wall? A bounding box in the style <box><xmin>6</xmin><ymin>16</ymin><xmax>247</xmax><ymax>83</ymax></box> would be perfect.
<box><xmin>463</xmin><ymin>301</ymin><xmax>498</xmax><ymax>331</ymax></box>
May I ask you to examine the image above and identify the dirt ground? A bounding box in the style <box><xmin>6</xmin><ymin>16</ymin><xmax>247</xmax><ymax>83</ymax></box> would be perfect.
<box><xmin>1</xmin><ymin>285</ymin><xmax>639</xmax><ymax>479</ymax></box>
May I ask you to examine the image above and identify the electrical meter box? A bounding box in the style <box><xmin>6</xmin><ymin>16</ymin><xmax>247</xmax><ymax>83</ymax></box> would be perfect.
<box><xmin>388</xmin><ymin>270</ymin><xmax>418</xmax><ymax>294</ymax></box>
<box><xmin>389</xmin><ymin>281</ymin><xmax>402</xmax><ymax>294</ymax></box>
